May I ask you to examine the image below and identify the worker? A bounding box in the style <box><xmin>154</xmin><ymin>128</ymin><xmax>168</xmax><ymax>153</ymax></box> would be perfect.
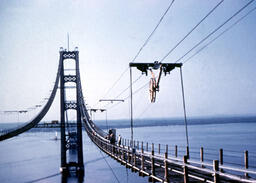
<box><xmin>117</xmin><ymin>134</ymin><xmax>122</xmax><ymax>146</ymax></box>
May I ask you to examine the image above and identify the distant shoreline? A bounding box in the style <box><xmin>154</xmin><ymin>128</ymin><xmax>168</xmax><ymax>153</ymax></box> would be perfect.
<box><xmin>0</xmin><ymin>116</ymin><xmax>255</xmax><ymax>131</ymax></box>
<box><xmin>95</xmin><ymin>116</ymin><xmax>256</xmax><ymax>129</ymax></box>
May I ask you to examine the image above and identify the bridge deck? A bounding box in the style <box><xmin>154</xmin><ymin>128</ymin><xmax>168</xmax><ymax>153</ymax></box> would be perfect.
<box><xmin>81</xmin><ymin>113</ymin><xmax>256</xmax><ymax>183</ymax></box>
<box><xmin>87</xmin><ymin>132</ymin><xmax>256</xmax><ymax>183</ymax></box>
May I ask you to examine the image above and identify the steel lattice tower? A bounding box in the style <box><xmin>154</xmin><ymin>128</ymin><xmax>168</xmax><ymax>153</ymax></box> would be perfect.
<box><xmin>59</xmin><ymin>48</ymin><xmax>84</xmax><ymax>176</ymax></box>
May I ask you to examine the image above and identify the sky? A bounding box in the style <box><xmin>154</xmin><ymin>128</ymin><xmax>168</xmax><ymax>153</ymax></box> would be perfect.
<box><xmin>0</xmin><ymin>0</ymin><xmax>255</xmax><ymax>123</ymax></box>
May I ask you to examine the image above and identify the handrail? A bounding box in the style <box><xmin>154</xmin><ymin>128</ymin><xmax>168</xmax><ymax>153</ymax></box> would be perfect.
<box><xmin>79</xmin><ymin>97</ymin><xmax>256</xmax><ymax>183</ymax></box>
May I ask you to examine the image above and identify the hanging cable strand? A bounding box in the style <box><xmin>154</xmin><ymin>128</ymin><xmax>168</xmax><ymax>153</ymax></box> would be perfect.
<box><xmin>136</xmin><ymin>103</ymin><xmax>152</xmax><ymax>119</ymax></box>
<box><xmin>107</xmin><ymin>79</ymin><xmax>149</xmax><ymax>110</ymax></box>
<box><xmin>160</xmin><ymin>0</ymin><xmax>224</xmax><ymax>62</ymax></box>
<box><xmin>94</xmin><ymin>0</ymin><xmax>175</xmax><ymax>107</ymax></box>
<box><xmin>180</xmin><ymin>67</ymin><xmax>189</xmax><ymax>147</ymax></box>
<box><xmin>102</xmin><ymin>75</ymin><xmax>142</xmax><ymax>109</ymax></box>
<box><xmin>132</xmin><ymin>0</ymin><xmax>175</xmax><ymax>63</ymax></box>
<box><xmin>175</xmin><ymin>0</ymin><xmax>255</xmax><ymax>63</ymax></box>
<box><xmin>129</xmin><ymin>67</ymin><xmax>134</xmax><ymax>147</ymax></box>
<box><xmin>183</xmin><ymin>5</ymin><xmax>256</xmax><ymax>64</ymax></box>
<box><xmin>107</xmin><ymin>73</ymin><xmax>161</xmax><ymax>110</ymax></box>
<box><xmin>98</xmin><ymin>150</ymin><xmax>121</xmax><ymax>183</ymax></box>
<box><xmin>99</xmin><ymin>67</ymin><xmax>129</xmax><ymax>103</ymax></box>
<box><xmin>114</xmin><ymin>75</ymin><xmax>142</xmax><ymax>99</ymax></box>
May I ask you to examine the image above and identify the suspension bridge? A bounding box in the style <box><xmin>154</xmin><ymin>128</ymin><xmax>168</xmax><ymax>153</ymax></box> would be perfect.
<box><xmin>1</xmin><ymin>1</ymin><xmax>256</xmax><ymax>182</ymax></box>
<box><xmin>0</xmin><ymin>48</ymin><xmax>255</xmax><ymax>183</ymax></box>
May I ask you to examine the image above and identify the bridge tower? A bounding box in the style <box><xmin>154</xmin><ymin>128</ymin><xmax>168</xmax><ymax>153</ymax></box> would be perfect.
<box><xmin>59</xmin><ymin>48</ymin><xmax>84</xmax><ymax>176</ymax></box>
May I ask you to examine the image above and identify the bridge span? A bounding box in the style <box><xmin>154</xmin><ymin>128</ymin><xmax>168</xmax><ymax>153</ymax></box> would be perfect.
<box><xmin>0</xmin><ymin>48</ymin><xmax>255</xmax><ymax>183</ymax></box>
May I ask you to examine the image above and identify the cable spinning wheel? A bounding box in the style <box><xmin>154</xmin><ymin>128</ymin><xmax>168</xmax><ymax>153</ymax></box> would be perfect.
<box><xmin>149</xmin><ymin>77</ymin><xmax>156</xmax><ymax>103</ymax></box>
<box><xmin>130</xmin><ymin>61</ymin><xmax>181</xmax><ymax>103</ymax></box>
<box><xmin>149</xmin><ymin>64</ymin><xmax>163</xmax><ymax>103</ymax></box>
<box><xmin>129</xmin><ymin>61</ymin><xmax>189</xmax><ymax>148</ymax></box>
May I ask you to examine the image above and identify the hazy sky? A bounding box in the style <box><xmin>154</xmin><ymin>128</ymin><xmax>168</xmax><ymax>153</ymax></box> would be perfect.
<box><xmin>0</xmin><ymin>0</ymin><xmax>255</xmax><ymax>123</ymax></box>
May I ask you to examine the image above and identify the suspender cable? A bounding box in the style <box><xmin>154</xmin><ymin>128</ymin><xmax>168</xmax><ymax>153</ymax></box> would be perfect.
<box><xmin>180</xmin><ymin>67</ymin><xmax>189</xmax><ymax>147</ymax></box>
<box><xmin>129</xmin><ymin>67</ymin><xmax>134</xmax><ymax>148</ymax></box>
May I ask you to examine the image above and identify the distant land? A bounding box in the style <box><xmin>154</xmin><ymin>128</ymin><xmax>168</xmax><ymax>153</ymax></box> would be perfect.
<box><xmin>94</xmin><ymin>115</ymin><xmax>256</xmax><ymax>129</ymax></box>
<box><xmin>0</xmin><ymin>115</ymin><xmax>255</xmax><ymax>132</ymax></box>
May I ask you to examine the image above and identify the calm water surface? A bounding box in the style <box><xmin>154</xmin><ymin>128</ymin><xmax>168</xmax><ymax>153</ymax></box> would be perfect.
<box><xmin>0</xmin><ymin>122</ymin><xmax>255</xmax><ymax>183</ymax></box>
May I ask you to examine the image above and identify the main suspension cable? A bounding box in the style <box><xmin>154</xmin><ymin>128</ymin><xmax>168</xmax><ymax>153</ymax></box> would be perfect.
<box><xmin>132</xmin><ymin>0</ymin><xmax>175</xmax><ymax>63</ymax></box>
<box><xmin>175</xmin><ymin>0</ymin><xmax>255</xmax><ymax>63</ymax></box>
<box><xmin>183</xmin><ymin>5</ymin><xmax>256</xmax><ymax>64</ymax></box>
<box><xmin>160</xmin><ymin>0</ymin><xmax>224</xmax><ymax>62</ymax></box>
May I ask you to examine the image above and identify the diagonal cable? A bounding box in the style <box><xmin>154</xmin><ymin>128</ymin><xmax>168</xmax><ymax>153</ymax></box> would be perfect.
<box><xmin>183</xmin><ymin>6</ymin><xmax>256</xmax><ymax>64</ymax></box>
<box><xmin>174</xmin><ymin>0</ymin><xmax>255</xmax><ymax>63</ymax></box>
<box><xmin>160</xmin><ymin>0</ymin><xmax>224</xmax><ymax>62</ymax></box>
<box><xmin>95</xmin><ymin>0</ymin><xmax>175</xmax><ymax>107</ymax></box>
<box><xmin>132</xmin><ymin>0</ymin><xmax>175</xmax><ymax>63</ymax></box>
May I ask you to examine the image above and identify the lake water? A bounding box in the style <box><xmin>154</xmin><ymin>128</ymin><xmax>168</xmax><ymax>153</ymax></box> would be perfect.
<box><xmin>0</xmin><ymin>118</ymin><xmax>255</xmax><ymax>183</ymax></box>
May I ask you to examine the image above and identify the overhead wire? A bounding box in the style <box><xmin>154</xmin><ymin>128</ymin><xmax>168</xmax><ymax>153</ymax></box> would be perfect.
<box><xmin>132</xmin><ymin>0</ymin><xmax>175</xmax><ymax>63</ymax></box>
<box><xmin>174</xmin><ymin>0</ymin><xmax>255</xmax><ymax>63</ymax></box>
<box><xmin>115</xmin><ymin>0</ymin><xmax>224</xmax><ymax>120</ymax></box>
<box><xmin>183</xmin><ymin>5</ymin><xmax>256</xmax><ymax>64</ymax></box>
<box><xmin>99</xmin><ymin>1</ymin><xmax>255</xmax><ymax>122</ymax></box>
<box><xmin>94</xmin><ymin>0</ymin><xmax>175</xmax><ymax>107</ymax></box>
<box><xmin>107</xmin><ymin>80</ymin><xmax>149</xmax><ymax>110</ymax></box>
<box><xmin>98</xmin><ymin>150</ymin><xmax>121</xmax><ymax>183</ymax></box>
<box><xmin>160</xmin><ymin>0</ymin><xmax>224</xmax><ymax>62</ymax></box>
<box><xmin>102</xmin><ymin>75</ymin><xmax>142</xmax><ymax>109</ymax></box>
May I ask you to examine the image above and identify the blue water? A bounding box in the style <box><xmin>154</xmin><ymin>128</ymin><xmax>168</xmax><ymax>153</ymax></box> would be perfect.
<box><xmin>0</xmin><ymin>117</ymin><xmax>255</xmax><ymax>183</ymax></box>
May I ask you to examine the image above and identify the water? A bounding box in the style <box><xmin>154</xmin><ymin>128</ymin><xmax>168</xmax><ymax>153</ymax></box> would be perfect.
<box><xmin>0</xmin><ymin>117</ymin><xmax>256</xmax><ymax>183</ymax></box>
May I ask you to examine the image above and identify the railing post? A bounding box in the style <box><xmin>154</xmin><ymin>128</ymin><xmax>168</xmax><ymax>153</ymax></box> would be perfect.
<box><xmin>200</xmin><ymin>147</ymin><xmax>204</xmax><ymax>167</ymax></box>
<box><xmin>121</xmin><ymin>146</ymin><xmax>124</xmax><ymax>160</ymax></box>
<box><xmin>126</xmin><ymin>149</ymin><xmax>129</xmax><ymax>168</ymax></box>
<box><xmin>137</xmin><ymin>141</ymin><xmax>139</xmax><ymax>150</ymax></box>
<box><xmin>183</xmin><ymin>156</ymin><xmax>188</xmax><ymax>183</ymax></box>
<box><xmin>128</xmin><ymin>150</ymin><xmax>131</xmax><ymax>164</ymax></box>
<box><xmin>146</xmin><ymin>142</ymin><xmax>149</xmax><ymax>152</ymax></box>
<box><xmin>175</xmin><ymin>145</ymin><xmax>178</xmax><ymax>157</ymax></box>
<box><xmin>219</xmin><ymin>149</ymin><xmax>223</xmax><ymax>172</ymax></box>
<box><xmin>141</xmin><ymin>142</ymin><xmax>144</xmax><ymax>153</ymax></box>
<box><xmin>151</xmin><ymin>143</ymin><xmax>155</xmax><ymax>182</ymax></box>
<box><xmin>213</xmin><ymin>160</ymin><xmax>219</xmax><ymax>183</ymax></box>
<box><xmin>141</xmin><ymin>154</ymin><xmax>144</xmax><ymax>175</ymax></box>
<box><xmin>186</xmin><ymin>146</ymin><xmax>189</xmax><ymax>159</ymax></box>
<box><xmin>112</xmin><ymin>144</ymin><xmax>114</xmax><ymax>155</ymax></box>
<box><xmin>133</xmin><ymin>151</ymin><xmax>136</xmax><ymax>171</ymax></box>
<box><xmin>245</xmin><ymin>150</ymin><xmax>248</xmax><ymax>177</ymax></box>
<box><xmin>158</xmin><ymin>144</ymin><xmax>161</xmax><ymax>154</ymax></box>
<box><xmin>165</xmin><ymin>145</ymin><xmax>169</xmax><ymax>183</ymax></box>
